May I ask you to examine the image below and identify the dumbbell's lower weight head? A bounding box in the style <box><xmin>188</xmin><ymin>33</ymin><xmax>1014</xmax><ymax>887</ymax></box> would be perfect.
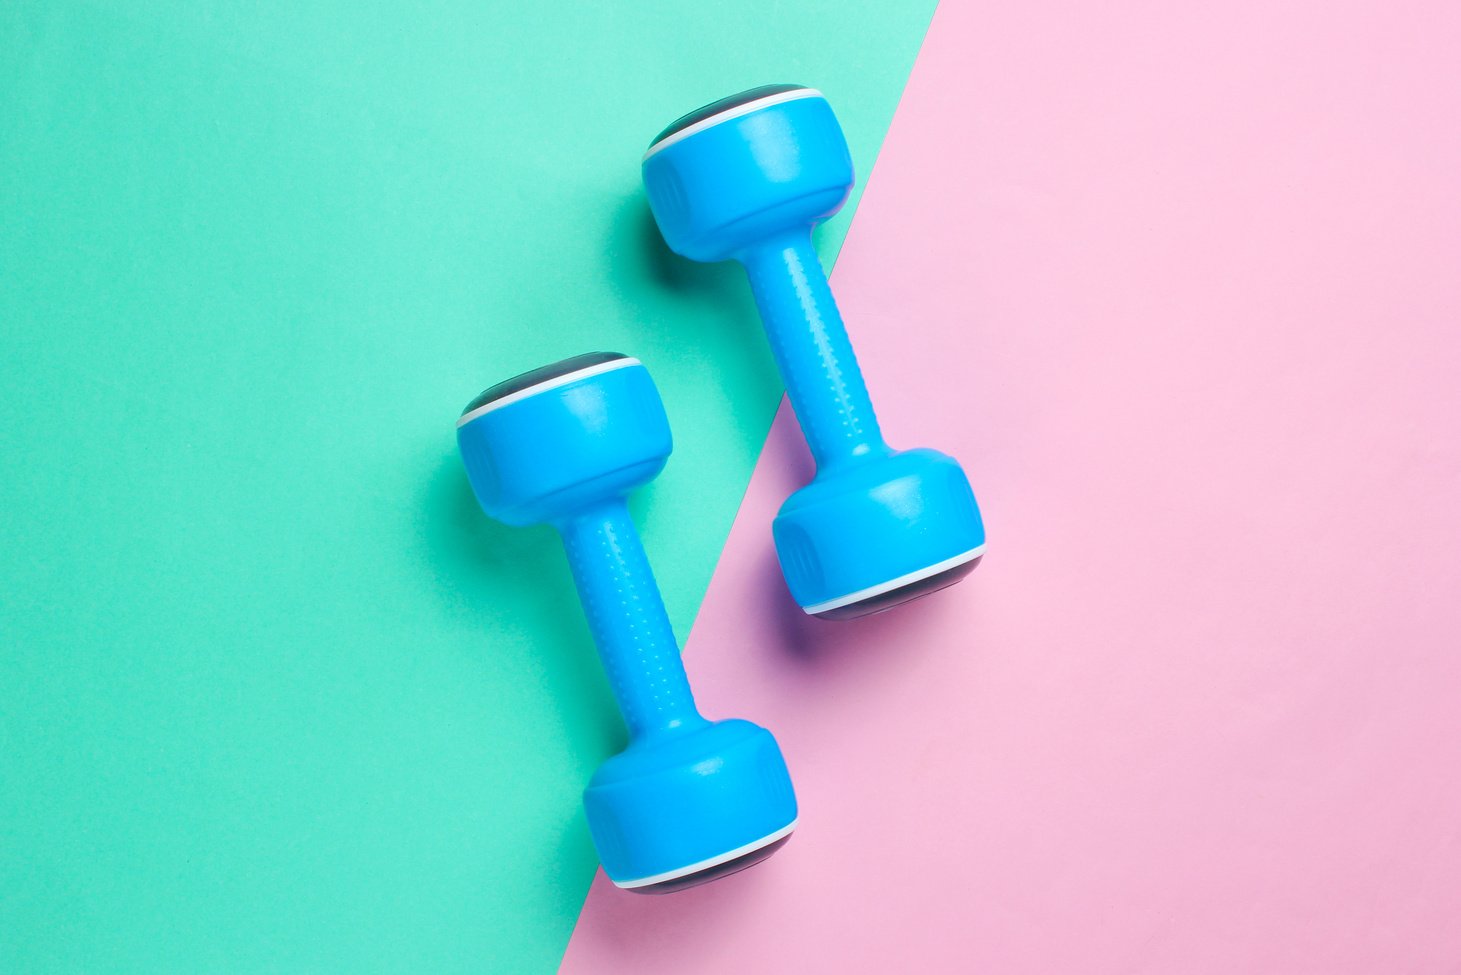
<box><xmin>643</xmin><ymin>85</ymin><xmax>854</xmax><ymax>263</ymax></box>
<box><xmin>774</xmin><ymin>449</ymin><xmax>987</xmax><ymax>620</ymax></box>
<box><xmin>585</xmin><ymin>718</ymin><xmax>796</xmax><ymax>892</ymax></box>
<box><xmin>456</xmin><ymin>352</ymin><xmax>671</xmax><ymax>527</ymax></box>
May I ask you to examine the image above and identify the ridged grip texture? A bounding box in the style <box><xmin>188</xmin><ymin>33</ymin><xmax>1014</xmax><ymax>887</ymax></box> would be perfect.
<box><xmin>741</xmin><ymin>232</ymin><xmax>885</xmax><ymax>467</ymax></box>
<box><xmin>559</xmin><ymin>501</ymin><xmax>699</xmax><ymax>737</ymax></box>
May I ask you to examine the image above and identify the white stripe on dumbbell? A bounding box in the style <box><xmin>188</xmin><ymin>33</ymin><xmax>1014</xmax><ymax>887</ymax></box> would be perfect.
<box><xmin>612</xmin><ymin>819</ymin><xmax>798</xmax><ymax>889</ymax></box>
<box><xmin>801</xmin><ymin>545</ymin><xmax>987</xmax><ymax>616</ymax></box>
<box><xmin>643</xmin><ymin>88</ymin><xmax>825</xmax><ymax>161</ymax></box>
<box><xmin>456</xmin><ymin>357</ymin><xmax>642</xmax><ymax>427</ymax></box>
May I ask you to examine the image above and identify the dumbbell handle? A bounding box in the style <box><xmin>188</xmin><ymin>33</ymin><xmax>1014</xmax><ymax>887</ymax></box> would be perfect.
<box><xmin>740</xmin><ymin>230</ymin><xmax>887</xmax><ymax>469</ymax></box>
<box><xmin>558</xmin><ymin>499</ymin><xmax>704</xmax><ymax>739</ymax></box>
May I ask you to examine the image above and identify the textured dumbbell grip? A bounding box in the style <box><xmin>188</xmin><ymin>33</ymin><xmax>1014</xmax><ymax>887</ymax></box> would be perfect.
<box><xmin>558</xmin><ymin>500</ymin><xmax>702</xmax><ymax>738</ymax></box>
<box><xmin>741</xmin><ymin>231</ymin><xmax>886</xmax><ymax>468</ymax></box>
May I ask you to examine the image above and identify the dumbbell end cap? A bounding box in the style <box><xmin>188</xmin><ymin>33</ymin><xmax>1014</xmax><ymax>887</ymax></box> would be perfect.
<box><xmin>616</xmin><ymin>825</ymin><xmax>795</xmax><ymax>894</ymax></box>
<box><xmin>647</xmin><ymin>84</ymin><xmax>814</xmax><ymax>154</ymax></box>
<box><xmin>807</xmin><ymin>548</ymin><xmax>983</xmax><ymax>620</ymax></box>
<box><xmin>459</xmin><ymin>352</ymin><xmax>632</xmax><ymax>425</ymax></box>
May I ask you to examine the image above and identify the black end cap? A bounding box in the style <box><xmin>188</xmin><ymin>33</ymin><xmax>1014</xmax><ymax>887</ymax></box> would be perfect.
<box><xmin>461</xmin><ymin>352</ymin><xmax>628</xmax><ymax>417</ymax></box>
<box><xmin>649</xmin><ymin>84</ymin><xmax>809</xmax><ymax>150</ymax></box>
<box><xmin>812</xmin><ymin>556</ymin><xmax>982</xmax><ymax>622</ymax></box>
<box><xmin>628</xmin><ymin>834</ymin><xmax>792</xmax><ymax>895</ymax></box>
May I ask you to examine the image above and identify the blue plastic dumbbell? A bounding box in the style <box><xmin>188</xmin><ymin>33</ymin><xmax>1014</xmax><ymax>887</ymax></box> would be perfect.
<box><xmin>643</xmin><ymin>85</ymin><xmax>986</xmax><ymax>620</ymax></box>
<box><xmin>456</xmin><ymin>352</ymin><xmax>797</xmax><ymax>892</ymax></box>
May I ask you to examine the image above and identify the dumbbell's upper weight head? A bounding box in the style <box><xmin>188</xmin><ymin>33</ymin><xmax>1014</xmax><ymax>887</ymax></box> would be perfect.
<box><xmin>456</xmin><ymin>352</ymin><xmax>671</xmax><ymax>526</ymax></box>
<box><xmin>643</xmin><ymin>85</ymin><xmax>854</xmax><ymax>263</ymax></box>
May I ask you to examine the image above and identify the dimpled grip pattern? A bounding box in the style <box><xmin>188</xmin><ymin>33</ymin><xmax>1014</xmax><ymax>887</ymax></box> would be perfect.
<box><xmin>559</xmin><ymin>501</ymin><xmax>699</xmax><ymax>737</ymax></box>
<box><xmin>741</xmin><ymin>232</ymin><xmax>885</xmax><ymax>467</ymax></box>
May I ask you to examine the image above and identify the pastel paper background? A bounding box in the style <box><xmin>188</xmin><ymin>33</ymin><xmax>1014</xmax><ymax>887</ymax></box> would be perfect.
<box><xmin>0</xmin><ymin>2</ymin><xmax>936</xmax><ymax>972</ymax></box>
<box><xmin>560</xmin><ymin>0</ymin><xmax>1461</xmax><ymax>971</ymax></box>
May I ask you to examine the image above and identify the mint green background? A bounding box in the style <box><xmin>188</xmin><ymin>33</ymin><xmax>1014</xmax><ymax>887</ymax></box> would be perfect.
<box><xmin>1</xmin><ymin>3</ymin><xmax>935</xmax><ymax>971</ymax></box>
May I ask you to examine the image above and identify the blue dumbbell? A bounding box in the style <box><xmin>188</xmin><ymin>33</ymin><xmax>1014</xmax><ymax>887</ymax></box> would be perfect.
<box><xmin>456</xmin><ymin>352</ymin><xmax>797</xmax><ymax>892</ymax></box>
<box><xmin>643</xmin><ymin>86</ymin><xmax>986</xmax><ymax>620</ymax></box>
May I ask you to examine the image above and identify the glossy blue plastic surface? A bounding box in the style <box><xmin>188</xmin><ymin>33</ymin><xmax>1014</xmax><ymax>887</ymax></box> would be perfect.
<box><xmin>457</xmin><ymin>359</ymin><xmax>796</xmax><ymax>888</ymax></box>
<box><xmin>644</xmin><ymin>89</ymin><xmax>986</xmax><ymax>617</ymax></box>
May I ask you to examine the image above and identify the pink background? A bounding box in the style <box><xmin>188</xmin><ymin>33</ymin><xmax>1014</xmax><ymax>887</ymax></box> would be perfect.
<box><xmin>562</xmin><ymin>0</ymin><xmax>1461</xmax><ymax>971</ymax></box>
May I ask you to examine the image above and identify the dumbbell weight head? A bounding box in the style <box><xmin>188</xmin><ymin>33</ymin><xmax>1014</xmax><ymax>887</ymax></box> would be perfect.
<box><xmin>457</xmin><ymin>354</ymin><xmax>797</xmax><ymax>891</ymax></box>
<box><xmin>457</xmin><ymin>352</ymin><xmax>671</xmax><ymax>527</ymax></box>
<box><xmin>775</xmin><ymin>449</ymin><xmax>985</xmax><ymax>619</ymax></box>
<box><xmin>584</xmin><ymin>718</ymin><xmax>795</xmax><ymax>892</ymax></box>
<box><xmin>643</xmin><ymin>85</ymin><xmax>853</xmax><ymax>262</ymax></box>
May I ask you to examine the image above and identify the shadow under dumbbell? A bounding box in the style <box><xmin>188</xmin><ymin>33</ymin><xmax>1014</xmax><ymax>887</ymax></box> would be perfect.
<box><xmin>771</xmin><ymin>547</ymin><xmax>979</xmax><ymax>674</ymax></box>
<box><xmin>611</xmin><ymin>194</ymin><xmax>781</xmax><ymax>388</ymax></box>
<box><xmin>620</xmin><ymin>193</ymin><xmax>743</xmax><ymax>297</ymax></box>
